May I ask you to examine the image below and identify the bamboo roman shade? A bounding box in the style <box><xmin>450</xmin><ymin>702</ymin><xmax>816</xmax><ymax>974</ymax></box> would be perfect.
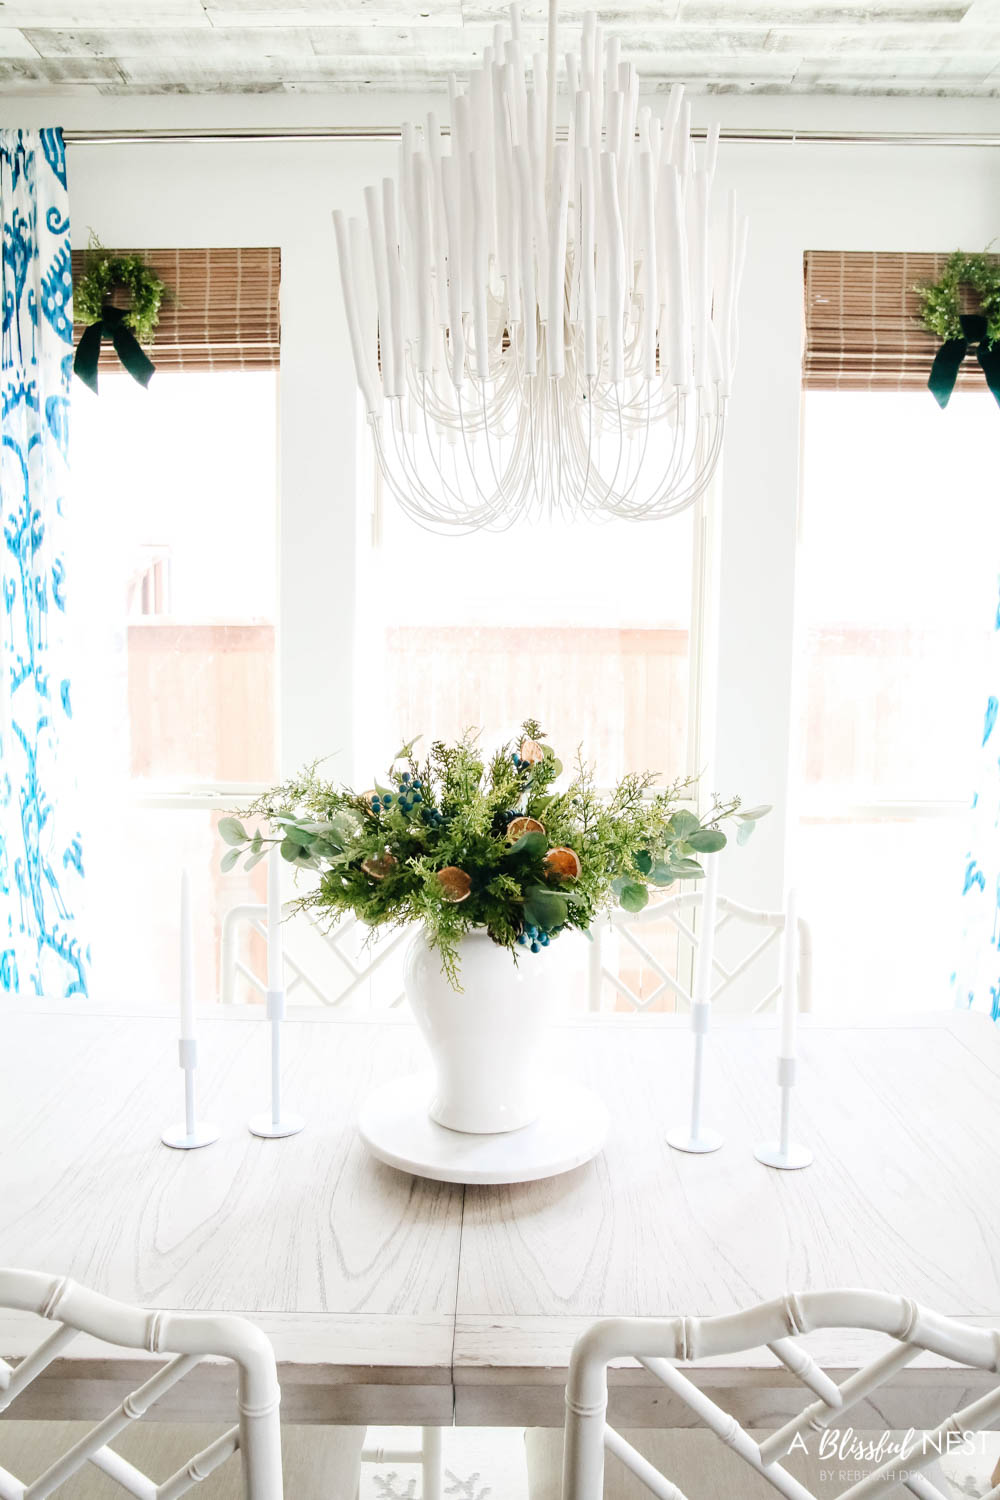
<box><xmin>71</xmin><ymin>247</ymin><xmax>280</xmax><ymax>372</ymax></box>
<box><xmin>803</xmin><ymin>250</ymin><xmax>982</xmax><ymax>393</ymax></box>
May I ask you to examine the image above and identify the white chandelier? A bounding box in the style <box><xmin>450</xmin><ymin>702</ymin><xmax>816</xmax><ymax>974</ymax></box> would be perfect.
<box><xmin>333</xmin><ymin>1</ymin><xmax>747</xmax><ymax>532</ymax></box>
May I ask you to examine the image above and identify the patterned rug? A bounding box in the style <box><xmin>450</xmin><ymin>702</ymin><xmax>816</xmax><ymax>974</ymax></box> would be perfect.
<box><xmin>360</xmin><ymin>1428</ymin><xmax>528</xmax><ymax>1500</ymax></box>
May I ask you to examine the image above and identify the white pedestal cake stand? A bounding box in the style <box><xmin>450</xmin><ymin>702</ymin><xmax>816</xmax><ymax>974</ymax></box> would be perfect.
<box><xmin>358</xmin><ymin>1072</ymin><xmax>609</xmax><ymax>1185</ymax></box>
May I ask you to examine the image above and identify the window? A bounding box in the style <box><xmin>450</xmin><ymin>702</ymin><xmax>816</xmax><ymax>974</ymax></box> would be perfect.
<box><xmin>357</xmin><ymin>484</ymin><xmax>697</xmax><ymax>791</ymax></box>
<box><xmin>797</xmin><ymin>251</ymin><xmax>997</xmax><ymax>1014</ymax></box>
<box><xmin>70</xmin><ymin>248</ymin><xmax>280</xmax><ymax>1011</ymax></box>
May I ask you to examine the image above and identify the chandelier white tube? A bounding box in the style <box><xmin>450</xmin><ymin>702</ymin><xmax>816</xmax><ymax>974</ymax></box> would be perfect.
<box><xmin>333</xmin><ymin>0</ymin><xmax>748</xmax><ymax>532</ymax></box>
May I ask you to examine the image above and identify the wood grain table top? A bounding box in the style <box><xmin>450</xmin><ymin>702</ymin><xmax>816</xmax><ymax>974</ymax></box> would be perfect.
<box><xmin>0</xmin><ymin>1004</ymin><xmax>996</xmax><ymax>1426</ymax></box>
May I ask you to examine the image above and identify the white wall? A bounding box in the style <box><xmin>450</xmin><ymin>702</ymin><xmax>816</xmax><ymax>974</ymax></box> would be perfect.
<box><xmin>5</xmin><ymin>90</ymin><xmax>999</xmax><ymax>904</ymax></box>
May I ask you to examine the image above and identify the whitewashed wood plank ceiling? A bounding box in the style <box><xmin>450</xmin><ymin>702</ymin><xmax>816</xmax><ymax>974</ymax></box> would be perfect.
<box><xmin>1</xmin><ymin>0</ymin><xmax>998</xmax><ymax>94</ymax></box>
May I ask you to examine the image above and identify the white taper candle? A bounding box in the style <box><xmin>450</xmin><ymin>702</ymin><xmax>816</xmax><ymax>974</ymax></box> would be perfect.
<box><xmin>693</xmin><ymin>850</ymin><xmax>719</xmax><ymax>1006</ymax></box>
<box><xmin>267</xmin><ymin>845</ymin><xmax>283</xmax><ymax>993</ymax></box>
<box><xmin>179</xmin><ymin>869</ymin><xmax>195</xmax><ymax>1040</ymax></box>
<box><xmin>780</xmin><ymin>888</ymin><xmax>798</xmax><ymax>1058</ymax></box>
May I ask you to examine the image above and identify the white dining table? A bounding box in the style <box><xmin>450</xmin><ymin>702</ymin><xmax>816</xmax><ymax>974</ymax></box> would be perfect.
<box><xmin>0</xmin><ymin>1001</ymin><xmax>997</xmax><ymax>1430</ymax></box>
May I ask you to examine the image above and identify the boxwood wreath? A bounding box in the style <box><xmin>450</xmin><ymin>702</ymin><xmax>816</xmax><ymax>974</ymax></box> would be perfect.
<box><xmin>73</xmin><ymin>236</ymin><xmax>165</xmax><ymax>394</ymax></box>
<box><xmin>219</xmin><ymin>721</ymin><xmax>768</xmax><ymax>989</ymax></box>
<box><xmin>915</xmin><ymin>251</ymin><xmax>1000</xmax><ymax>408</ymax></box>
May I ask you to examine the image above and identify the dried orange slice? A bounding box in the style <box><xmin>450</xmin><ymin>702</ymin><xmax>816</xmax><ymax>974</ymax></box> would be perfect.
<box><xmin>361</xmin><ymin>852</ymin><xmax>397</xmax><ymax>880</ymax></box>
<box><xmin>519</xmin><ymin>738</ymin><xmax>545</xmax><ymax>764</ymax></box>
<box><xmin>437</xmin><ymin>866</ymin><xmax>472</xmax><ymax>902</ymax></box>
<box><xmin>506</xmin><ymin>816</ymin><xmax>545</xmax><ymax>843</ymax></box>
<box><xmin>543</xmin><ymin>846</ymin><xmax>581</xmax><ymax>881</ymax></box>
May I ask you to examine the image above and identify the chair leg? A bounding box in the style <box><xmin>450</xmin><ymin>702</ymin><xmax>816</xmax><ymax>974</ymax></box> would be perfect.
<box><xmin>421</xmin><ymin>1425</ymin><xmax>443</xmax><ymax>1500</ymax></box>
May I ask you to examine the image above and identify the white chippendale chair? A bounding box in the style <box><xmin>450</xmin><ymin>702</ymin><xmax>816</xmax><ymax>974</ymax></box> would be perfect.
<box><xmin>0</xmin><ymin>1269</ymin><xmax>365</xmax><ymax>1499</ymax></box>
<box><xmin>526</xmin><ymin>1289</ymin><xmax>998</xmax><ymax>1499</ymax></box>
<box><xmin>587</xmin><ymin>891</ymin><xmax>813</xmax><ymax>1016</ymax></box>
<box><xmin>220</xmin><ymin>905</ymin><xmax>407</xmax><ymax>1011</ymax></box>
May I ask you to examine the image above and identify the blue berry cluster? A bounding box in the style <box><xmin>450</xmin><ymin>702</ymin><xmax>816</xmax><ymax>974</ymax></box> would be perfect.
<box><xmin>396</xmin><ymin>771</ymin><xmax>424</xmax><ymax>813</ymax></box>
<box><xmin>372</xmin><ymin>773</ymin><xmax>445</xmax><ymax>828</ymax></box>
<box><xmin>516</xmin><ymin>925</ymin><xmax>551</xmax><ymax>954</ymax></box>
<box><xmin>511</xmin><ymin>751</ymin><xmax>527</xmax><ymax>769</ymax></box>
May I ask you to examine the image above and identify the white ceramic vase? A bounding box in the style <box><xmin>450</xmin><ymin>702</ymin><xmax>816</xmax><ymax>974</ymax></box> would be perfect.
<box><xmin>404</xmin><ymin>927</ymin><xmax>560</xmax><ymax>1134</ymax></box>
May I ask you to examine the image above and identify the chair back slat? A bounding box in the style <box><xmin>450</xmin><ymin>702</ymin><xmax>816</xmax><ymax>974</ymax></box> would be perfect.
<box><xmin>766</xmin><ymin>1338</ymin><xmax>843</xmax><ymax>1407</ymax></box>
<box><xmin>0</xmin><ymin>1326</ymin><xmax>77</xmax><ymax>1414</ymax></box>
<box><xmin>602</xmin><ymin>1429</ymin><xmax>687</xmax><ymax>1500</ymax></box>
<box><xmin>86</xmin><ymin>1445</ymin><xmax>158</xmax><ymax>1499</ymax></box>
<box><xmin>840</xmin><ymin>1384</ymin><xmax>1000</xmax><ymax>1500</ymax></box>
<box><xmin>26</xmin><ymin>1354</ymin><xmax>202</xmax><ymax>1499</ymax></box>
<box><xmin>0</xmin><ymin>1462</ymin><xmax>25</xmax><ymax>1500</ymax></box>
<box><xmin>157</xmin><ymin>1428</ymin><xmax>242</xmax><ymax>1500</ymax></box>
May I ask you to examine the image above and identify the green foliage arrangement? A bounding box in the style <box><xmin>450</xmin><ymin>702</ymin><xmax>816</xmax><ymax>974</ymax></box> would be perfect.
<box><xmin>915</xmin><ymin>251</ymin><xmax>1000</xmax><ymax>347</ymax></box>
<box><xmin>220</xmin><ymin>722</ymin><xmax>767</xmax><ymax>989</ymax></box>
<box><xmin>73</xmin><ymin>233</ymin><xmax>165</xmax><ymax>344</ymax></box>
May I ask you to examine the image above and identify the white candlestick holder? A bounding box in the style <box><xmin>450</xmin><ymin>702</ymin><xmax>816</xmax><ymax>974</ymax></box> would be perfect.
<box><xmin>666</xmin><ymin>1001</ymin><xmax>724</xmax><ymax>1154</ymax></box>
<box><xmin>162</xmin><ymin>1038</ymin><xmax>220</xmax><ymax>1150</ymax></box>
<box><xmin>754</xmin><ymin>1056</ymin><xmax>813</xmax><ymax>1170</ymax></box>
<box><xmin>248</xmin><ymin>988</ymin><xmax>305</xmax><ymax>1139</ymax></box>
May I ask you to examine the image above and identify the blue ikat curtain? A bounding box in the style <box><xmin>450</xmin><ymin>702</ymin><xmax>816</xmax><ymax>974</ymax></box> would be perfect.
<box><xmin>1</xmin><ymin>127</ymin><xmax>88</xmax><ymax>996</ymax></box>
<box><xmin>954</xmin><ymin>576</ymin><xmax>1000</xmax><ymax>1022</ymax></box>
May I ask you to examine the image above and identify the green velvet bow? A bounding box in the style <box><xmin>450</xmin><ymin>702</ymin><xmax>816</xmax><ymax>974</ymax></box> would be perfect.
<box><xmin>928</xmin><ymin>313</ymin><xmax>1000</xmax><ymax>410</ymax></box>
<box><xmin>73</xmin><ymin>304</ymin><xmax>156</xmax><ymax>395</ymax></box>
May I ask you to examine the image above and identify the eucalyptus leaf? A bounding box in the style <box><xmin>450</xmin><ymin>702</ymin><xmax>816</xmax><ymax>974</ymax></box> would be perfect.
<box><xmin>506</xmin><ymin>831</ymin><xmax>547</xmax><ymax>859</ymax></box>
<box><xmin>737</xmin><ymin>804</ymin><xmax>772</xmax><ymax>822</ymax></box>
<box><xmin>611</xmin><ymin>874</ymin><xmax>629</xmax><ymax>898</ymax></box>
<box><xmin>633</xmin><ymin>850</ymin><xmax>653</xmax><ymax>876</ymax></box>
<box><xmin>218</xmin><ymin>816</ymin><xmax>247</xmax><ymax>847</ymax></box>
<box><xmin>244</xmin><ymin>849</ymin><xmax>267</xmax><ymax>871</ymax></box>
<box><xmin>737</xmin><ymin>820</ymin><xmax>757</xmax><ymax>846</ymax></box>
<box><xmin>669</xmin><ymin>809</ymin><xmax>701</xmax><ymax>838</ymax></box>
<box><xmin>220</xmin><ymin>847</ymin><xmax>241</xmax><ymax>872</ymax></box>
<box><xmin>331</xmin><ymin>812</ymin><xmax>361</xmax><ymax>840</ymax></box>
<box><xmin>283</xmin><ymin>826</ymin><xmax>316</xmax><ymax>847</ymax></box>
<box><xmin>687</xmin><ymin>828</ymin><xmax>727</xmax><ymax>854</ymax></box>
<box><xmin>669</xmin><ymin>857</ymin><xmax>705</xmax><ymax>878</ymax></box>
<box><xmin>280</xmin><ymin>838</ymin><xmax>301</xmax><ymax>861</ymax></box>
<box><xmin>650</xmin><ymin>862</ymin><xmax>676</xmax><ymax>887</ymax></box>
<box><xmin>618</xmin><ymin>881</ymin><xmax>649</xmax><ymax>913</ymax></box>
<box><xmin>523</xmin><ymin>886</ymin><xmax>568</xmax><ymax>931</ymax></box>
<box><xmin>250</xmin><ymin>831</ymin><xmax>263</xmax><ymax>855</ymax></box>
